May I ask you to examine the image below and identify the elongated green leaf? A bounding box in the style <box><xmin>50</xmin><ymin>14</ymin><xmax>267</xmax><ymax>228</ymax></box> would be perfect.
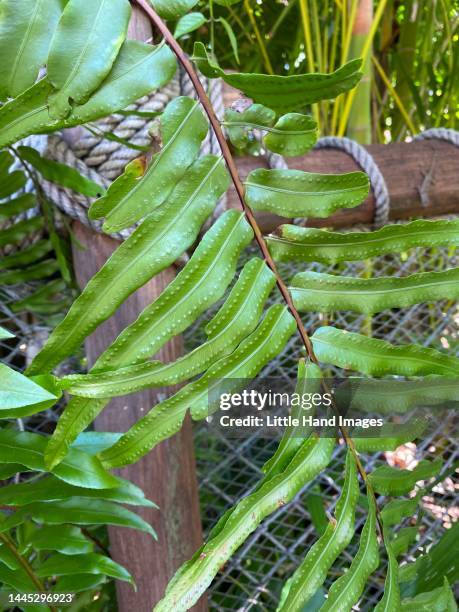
<box><xmin>17</xmin><ymin>146</ymin><xmax>105</xmax><ymax>197</ymax></box>
<box><xmin>28</xmin><ymin>155</ymin><xmax>229</xmax><ymax>376</ymax></box>
<box><xmin>279</xmin><ymin>452</ymin><xmax>359</xmax><ymax>611</ymax></box>
<box><xmin>1</xmin><ymin>499</ymin><xmax>155</xmax><ymax>538</ymax></box>
<box><xmin>151</xmin><ymin>0</ymin><xmax>199</xmax><ymax>19</ymax></box>
<box><xmin>174</xmin><ymin>12</ymin><xmax>206</xmax><ymax>38</ymax></box>
<box><xmin>0</xmin><ymin>558</ymin><xmax>37</xmax><ymax>593</ymax></box>
<box><xmin>291</xmin><ymin>268</ymin><xmax>459</xmax><ymax>314</ymax></box>
<box><xmin>381</xmin><ymin>494</ymin><xmax>422</xmax><ymax>527</ymax></box>
<box><xmin>47</xmin><ymin>0</ymin><xmax>130</xmax><ymax>119</ymax></box>
<box><xmin>311</xmin><ymin>327</ymin><xmax>459</xmax><ymax>376</ymax></box>
<box><xmin>0</xmin><ymin>327</ymin><xmax>14</xmax><ymax>340</ymax></box>
<box><xmin>11</xmin><ymin>279</ymin><xmax>67</xmax><ymax>315</ymax></box>
<box><xmin>219</xmin><ymin>17</ymin><xmax>239</xmax><ymax>63</ymax></box>
<box><xmin>320</xmin><ymin>493</ymin><xmax>379</xmax><ymax>611</ymax></box>
<box><xmin>71</xmin><ymin>432</ymin><xmax>122</xmax><ymax>455</ymax></box>
<box><xmin>0</xmin><ymin>474</ymin><xmax>154</xmax><ymax>507</ymax></box>
<box><xmin>36</xmin><ymin>552</ymin><xmax>133</xmax><ymax>584</ymax></box>
<box><xmin>0</xmin><ymin>364</ymin><xmax>56</xmax><ymax>409</ymax></box>
<box><xmin>99</xmin><ymin>304</ymin><xmax>296</xmax><ymax>468</ymax></box>
<box><xmin>0</xmin><ymin>41</ymin><xmax>176</xmax><ymax>149</ymax></box>
<box><xmin>400</xmin><ymin>578</ymin><xmax>457</xmax><ymax>611</ymax></box>
<box><xmin>262</xmin><ymin>361</ymin><xmax>322</xmax><ymax>479</ymax></box>
<box><xmin>0</xmin><ymin>241</ymin><xmax>52</xmax><ymax>271</ymax></box>
<box><xmin>45</xmin><ymin>211</ymin><xmax>252</xmax><ymax>468</ymax></box>
<box><xmin>53</xmin><ymin>574</ymin><xmax>106</xmax><ymax>594</ymax></box>
<box><xmin>192</xmin><ymin>42</ymin><xmax>362</xmax><ymax>112</ymax></box>
<box><xmin>0</xmin><ymin>0</ymin><xmax>61</xmax><ymax>99</ymax></box>
<box><xmin>0</xmin><ymin>430</ymin><xmax>119</xmax><ymax>490</ymax></box>
<box><xmin>0</xmin><ymin>374</ymin><xmax>61</xmax><ymax>420</ymax></box>
<box><xmin>28</xmin><ymin>525</ymin><xmax>93</xmax><ymax>555</ymax></box>
<box><xmin>91</xmin><ymin>96</ymin><xmax>209</xmax><ymax>232</ymax></box>
<box><xmin>0</xmin><ymin>259</ymin><xmax>60</xmax><ymax>285</ymax></box>
<box><xmin>245</xmin><ymin>168</ymin><xmax>369</xmax><ymax>218</ymax></box>
<box><xmin>268</xmin><ymin>219</ymin><xmax>459</xmax><ymax>264</ymax></box>
<box><xmin>224</xmin><ymin>104</ymin><xmax>276</xmax><ymax>149</ymax></box>
<box><xmin>64</xmin><ymin>258</ymin><xmax>275</xmax><ymax>397</ymax></box>
<box><xmin>0</xmin><ymin>217</ymin><xmax>44</xmax><ymax>248</ymax></box>
<box><xmin>154</xmin><ymin>436</ymin><xmax>335</xmax><ymax>612</ymax></box>
<box><xmin>352</xmin><ymin>417</ymin><xmax>427</xmax><ymax>453</ymax></box>
<box><xmin>375</xmin><ymin>530</ymin><xmax>400</xmax><ymax>612</ymax></box>
<box><xmin>0</xmin><ymin>171</ymin><xmax>26</xmax><ymax>200</ymax></box>
<box><xmin>391</xmin><ymin>527</ymin><xmax>418</xmax><ymax>558</ymax></box>
<box><xmin>369</xmin><ymin>459</ymin><xmax>443</xmax><ymax>496</ymax></box>
<box><xmin>0</xmin><ymin>194</ymin><xmax>36</xmax><ymax>221</ymax></box>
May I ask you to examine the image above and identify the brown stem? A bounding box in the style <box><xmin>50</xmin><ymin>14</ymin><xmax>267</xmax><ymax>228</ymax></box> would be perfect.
<box><xmin>132</xmin><ymin>0</ymin><xmax>384</xmax><ymax>538</ymax></box>
<box><xmin>0</xmin><ymin>533</ymin><xmax>57</xmax><ymax>612</ymax></box>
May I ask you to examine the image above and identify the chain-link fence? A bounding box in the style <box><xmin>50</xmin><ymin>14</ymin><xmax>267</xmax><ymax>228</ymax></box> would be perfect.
<box><xmin>1</xmin><ymin>230</ymin><xmax>458</xmax><ymax>610</ymax></box>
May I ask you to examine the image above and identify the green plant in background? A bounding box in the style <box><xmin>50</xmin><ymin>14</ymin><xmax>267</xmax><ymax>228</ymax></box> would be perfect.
<box><xmin>0</xmin><ymin>0</ymin><xmax>458</xmax><ymax>610</ymax></box>
<box><xmin>189</xmin><ymin>0</ymin><xmax>458</xmax><ymax>140</ymax></box>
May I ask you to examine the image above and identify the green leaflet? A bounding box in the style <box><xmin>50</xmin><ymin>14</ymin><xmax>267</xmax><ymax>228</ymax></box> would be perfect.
<box><xmin>320</xmin><ymin>492</ymin><xmax>379</xmax><ymax>611</ymax></box>
<box><xmin>290</xmin><ymin>268</ymin><xmax>459</xmax><ymax>314</ymax></box>
<box><xmin>27</xmin><ymin>525</ymin><xmax>93</xmax><ymax>556</ymax></box>
<box><xmin>154</xmin><ymin>437</ymin><xmax>335</xmax><ymax>612</ymax></box>
<box><xmin>0</xmin><ymin>41</ymin><xmax>176</xmax><ymax>149</ymax></box>
<box><xmin>0</xmin><ymin>217</ymin><xmax>44</xmax><ymax>248</ymax></box>
<box><xmin>0</xmin><ymin>154</ymin><xmax>26</xmax><ymax>198</ymax></box>
<box><xmin>267</xmin><ymin>219</ymin><xmax>459</xmax><ymax>264</ymax></box>
<box><xmin>71</xmin><ymin>432</ymin><xmax>122</xmax><ymax>455</ymax></box>
<box><xmin>192</xmin><ymin>42</ymin><xmax>362</xmax><ymax>112</ymax></box>
<box><xmin>0</xmin><ymin>374</ymin><xmax>62</xmax><ymax>420</ymax></box>
<box><xmin>46</xmin><ymin>0</ymin><xmax>131</xmax><ymax>119</ymax></box>
<box><xmin>151</xmin><ymin>0</ymin><xmax>199</xmax><ymax>19</ymax></box>
<box><xmin>36</xmin><ymin>552</ymin><xmax>133</xmax><ymax>584</ymax></box>
<box><xmin>311</xmin><ymin>327</ymin><xmax>459</xmax><ymax>376</ymax></box>
<box><xmin>0</xmin><ymin>0</ymin><xmax>61</xmax><ymax>99</ymax></box>
<box><xmin>262</xmin><ymin>361</ymin><xmax>322</xmax><ymax>479</ymax></box>
<box><xmin>374</xmin><ymin>530</ymin><xmax>400</xmax><ymax>612</ymax></box>
<box><xmin>0</xmin><ymin>559</ymin><xmax>37</xmax><ymax>593</ymax></box>
<box><xmin>11</xmin><ymin>279</ymin><xmax>68</xmax><ymax>315</ymax></box>
<box><xmin>0</xmin><ymin>241</ymin><xmax>52</xmax><ymax>271</ymax></box>
<box><xmin>381</xmin><ymin>494</ymin><xmax>422</xmax><ymax>527</ymax></box>
<box><xmin>28</xmin><ymin>154</ymin><xmax>228</xmax><ymax>375</ymax></box>
<box><xmin>352</xmin><ymin>417</ymin><xmax>427</xmax><ymax>452</ymax></box>
<box><xmin>1</xmin><ymin>498</ymin><xmax>155</xmax><ymax>538</ymax></box>
<box><xmin>244</xmin><ymin>168</ymin><xmax>369</xmax><ymax>218</ymax></box>
<box><xmin>0</xmin><ymin>193</ymin><xmax>36</xmax><ymax>220</ymax></box>
<box><xmin>400</xmin><ymin>578</ymin><xmax>457</xmax><ymax>612</ymax></box>
<box><xmin>53</xmin><ymin>574</ymin><xmax>106</xmax><ymax>594</ymax></box>
<box><xmin>45</xmin><ymin>210</ymin><xmax>252</xmax><ymax>468</ymax></box>
<box><xmin>174</xmin><ymin>13</ymin><xmax>207</xmax><ymax>39</ymax></box>
<box><xmin>63</xmin><ymin>258</ymin><xmax>275</xmax><ymax>398</ymax></box>
<box><xmin>223</xmin><ymin>104</ymin><xmax>317</xmax><ymax>156</ymax></box>
<box><xmin>99</xmin><ymin>304</ymin><xmax>296</xmax><ymax>468</ymax></box>
<box><xmin>17</xmin><ymin>146</ymin><xmax>105</xmax><ymax>198</ymax></box>
<box><xmin>91</xmin><ymin>96</ymin><xmax>209</xmax><ymax>232</ymax></box>
<box><xmin>0</xmin><ymin>259</ymin><xmax>60</xmax><ymax>285</ymax></box>
<box><xmin>0</xmin><ymin>364</ymin><xmax>56</xmax><ymax>409</ymax></box>
<box><xmin>278</xmin><ymin>451</ymin><xmax>359</xmax><ymax>612</ymax></box>
<box><xmin>391</xmin><ymin>527</ymin><xmax>419</xmax><ymax>558</ymax></box>
<box><xmin>0</xmin><ymin>474</ymin><xmax>155</xmax><ymax>507</ymax></box>
<box><xmin>0</xmin><ymin>430</ymin><xmax>119</xmax><ymax>490</ymax></box>
<box><xmin>368</xmin><ymin>459</ymin><xmax>443</xmax><ymax>496</ymax></box>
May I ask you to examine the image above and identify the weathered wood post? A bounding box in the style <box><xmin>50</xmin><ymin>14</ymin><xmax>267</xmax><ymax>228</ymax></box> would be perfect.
<box><xmin>69</xmin><ymin>6</ymin><xmax>206</xmax><ymax>611</ymax></box>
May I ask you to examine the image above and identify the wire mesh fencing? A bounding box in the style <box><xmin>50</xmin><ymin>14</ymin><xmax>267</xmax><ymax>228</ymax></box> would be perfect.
<box><xmin>1</xmin><ymin>227</ymin><xmax>458</xmax><ymax>610</ymax></box>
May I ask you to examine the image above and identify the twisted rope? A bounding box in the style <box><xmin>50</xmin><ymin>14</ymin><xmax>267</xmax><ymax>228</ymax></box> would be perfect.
<box><xmin>415</xmin><ymin>128</ymin><xmax>459</xmax><ymax>147</ymax></box>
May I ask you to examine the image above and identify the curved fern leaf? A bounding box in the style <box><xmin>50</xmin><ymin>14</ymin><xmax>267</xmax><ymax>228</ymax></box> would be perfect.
<box><xmin>63</xmin><ymin>258</ymin><xmax>275</xmax><ymax>398</ymax></box>
<box><xmin>245</xmin><ymin>168</ymin><xmax>369</xmax><ymax>218</ymax></box>
<box><xmin>192</xmin><ymin>42</ymin><xmax>362</xmax><ymax>112</ymax></box>
<box><xmin>44</xmin><ymin>211</ymin><xmax>253</xmax><ymax>467</ymax></box>
<box><xmin>374</xmin><ymin>530</ymin><xmax>400</xmax><ymax>612</ymax></box>
<box><xmin>151</xmin><ymin>0</ymin><xmax>199</xmax><ymax>19</ymax></box>
<box><xmin>262</xmin><ymin>361</ymin><xmax>322</xmax><ymax>479</ymax></box>
<box><xmin>311</xmin><ymin>327</ymin><xmax>459</xmax><ymax>376</ymax></box>
<box><xmin>267</xmin><ymin>219</ymin><xmax>459</xmax><ymax>264</ymax></box>
<box><xmin>154</xmin><ymin>436</ymin><xmax>335</xmax><ymax>612</ymax></box>
<box><xmin>368</xmin><ymin>459</ymin><xmax>442</xmax><ymax>496</ymax></box>
<box><xmin>27</xmin><ymin>155</ymin><xmax>228</xmax><ymax>375</ymax></box>
<box><xmin>0</xmin><ymin>217</ymin><xmax>44</xmax><ymax>247</ymax></box>
<box><xmin>0</xmin><ymin>0</ymin><xmax>61</xmax><ymax>100</ymax></box>
<box><xmin>0</xmin><ymin>240</ymin><xmax>52</xmax><ymax>270</ymax></box>
<box><xmin>381</xmin><ymin>493</ymin><xmax>422</xmax><ymax>527</ymax></box>
<box><xmin>36</xmin><ymin>552</ymin><xmax>133</xmax><ymax>585</ymax></box>
<box><xmin>46</xmin><ymin>0</ymin><xmax>131</xmax><ymax>119</ymax></box>
<box><xmin>320</xmin><ymin>492</ymin><xmax>379</xmax><ymax>611</ymax></box>
<box><xmin>0</xmin><ymin>259</ymin><xmax>59</xmax><ymax>284</ymax></box>
<box><xmin>99</xmin><ymin>304</ymin><xmax>296</xmax><ymax>467</ymax></box>
<box><xmin>0</xmin><ymin>40</ymin><xmax>176</xmax><ymax>149</ymax></box>
<box><xmin>278</xmin><ymin>451</ymin><xmax>359</xmax><ymax>611</ymax></box>
<box><xmin>223</xmin><ymin>105</ymin><xmax>317</xmax><ymax>156</ymax></box>
<box><xmin>291</xmin><ymin>269</ymin><xmax>459</xmax><ymax>314</ymax></box>
<box><xmin>352</xmin><ymin>417</ymin><xmax>427</xmax><ymax>452</ymax></box>
<box><xmin>0</xmin><ymin>193</ymin><xmax>36</xmax><ymax>220</ymax></box>
<box><xmin>91</xmin><ymin>96</ymin><xmax>209</xmax><ymax>232</ymax></box>
<box><xmin>400</xmin><ymin>577</ymin><xmax>457</xmax><ymax>611</ymax></box>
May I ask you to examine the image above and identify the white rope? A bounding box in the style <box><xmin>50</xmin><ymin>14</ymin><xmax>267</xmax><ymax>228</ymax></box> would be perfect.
<box><xmin>415</xmin><ymin>128</ymin><xmax>459</xmax><ymax>147</ymax></box>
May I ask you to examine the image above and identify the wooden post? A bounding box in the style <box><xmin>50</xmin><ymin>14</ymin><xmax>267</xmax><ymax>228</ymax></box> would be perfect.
<box><xmin>69</xmin><ymin>7</ymin><xmax>206</xmax><ymax>611</ymax></box>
